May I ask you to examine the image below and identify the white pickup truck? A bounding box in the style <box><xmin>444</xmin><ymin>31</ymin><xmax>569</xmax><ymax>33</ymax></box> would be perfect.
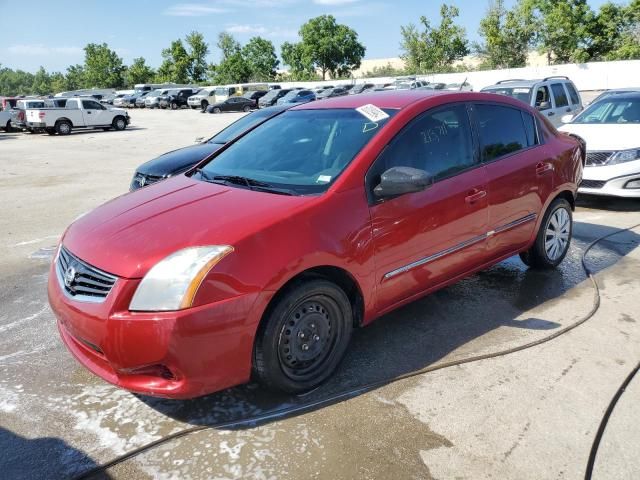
<box><xmin>25</xmin><ymin>97</ymin><xmax>130</xmax><ymax>135</ymax></box>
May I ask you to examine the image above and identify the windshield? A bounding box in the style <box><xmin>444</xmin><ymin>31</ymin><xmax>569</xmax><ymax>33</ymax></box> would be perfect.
<box><xmin>261</xmin><ymin>90</ymin><xmax>280</xmax><ymax>101</ymax></box>
<box><xmin>483</xmin><ymin>87</ymin><xmax>532</xmax><ymax>103</ymax></box>
<box><xmin>572</xmin><ymin>97</ymin><xmax>640</xmax><ymax>124</ymax></box>
<box><xmin>208</xmin><ymin>108</ymin><xmax>284</xmax><ymax>144</ymax></box>
<box><xmin>280</xmin><ymin>90</ymin><xmax>300</xmax><ymax>101</ymax></box>
<box><xmin>146</xmin><ymin>90</ymin><xmax>162</xmax><ymax>98</ymax></box>
<box><xmin>196</xmin><ymin>108</ymin><xmax>397</xmax><ymax>194</ymax></box>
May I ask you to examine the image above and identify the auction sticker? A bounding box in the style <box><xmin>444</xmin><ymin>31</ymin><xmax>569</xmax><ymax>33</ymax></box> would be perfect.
<box><xmin>356</xmin><ymin>104</ymin><xmax>389</xmax><ymax>122</ymax></box>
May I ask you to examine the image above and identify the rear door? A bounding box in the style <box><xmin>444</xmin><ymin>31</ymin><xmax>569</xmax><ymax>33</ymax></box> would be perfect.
<box><xmin>549</xmin><ymin>83</ymin><xmax>572</xmax><ymax>126</ymax></box>
<box><xmin>368</xmin><ymin>103</ymin><xmax>490</xmax><ymax>311</ymax></box>
<box><xmin>474</xmin><ymin>103</ymin><xmax>552</xmax><ymax>259</ymax></box>
<box><xmin>565</xmin><ymin>82</ymin><xmax>583</xmax><ymax>116</ymax></box>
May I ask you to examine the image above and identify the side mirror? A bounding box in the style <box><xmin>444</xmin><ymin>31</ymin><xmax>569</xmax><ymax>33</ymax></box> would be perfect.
<box><xmin>561</xmin><ymin>114</ymin><xmax>574</xmax><ymax>124</ymax></box>
<box><xmin>374</xmin><ymin>166</ymin><xmax>432</xmax><ymax>198</ymax></box>
<box><xmin>194</xmin><ymin>137</ymin><xmax>204</xmax><ymax>143</ymax></box>
<box><xmin>537</xmin><ymin>101</ymin><xmax>551</xmax><ymax>111</ymax></box>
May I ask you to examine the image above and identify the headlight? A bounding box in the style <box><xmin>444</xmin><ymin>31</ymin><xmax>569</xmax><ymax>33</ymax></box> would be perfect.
<box><xmin>608</xmin><ymin>148</ymin><xmax>640</xmax><ymax>165</ymax></box>
<box><xmin>129</xmin><ymin>246</ymin><xmax>233</xmax><ymax>311</ymax></box>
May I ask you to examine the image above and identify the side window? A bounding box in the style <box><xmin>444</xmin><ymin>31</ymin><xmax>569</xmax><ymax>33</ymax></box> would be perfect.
<box><xmin>476</xmin><ymin>104</ymin><xmax>528</xmax><ymax>161</ymax></box>
<box><xmin>534</xmin><ymin>86</ymin><xmax>551</xmax><ymax>109</ymax></box>
<box><xmin>521</xmin><ymin>111</ymin><xmax>539</xmax><ymax>147</ymax></box>
<box><xmin>551</xmin><ymin>83</ymin><xmax>569</xmax><ymax>107</ymax></box>
<box><xmin>82</xmin><ymin>100</ymin><xmax>93</xmax><ymax>109</ymax></box>
<box><xmin>66</xmin><ymin>99</ymin><xmax>78</xmax><ymax>109</ymax></box>
<box><xmin>373</xmin><ymin>104</ymin><xmax>475</xmax><ymax>182</ymax></box>
<box><xmin>566</xmin><ymin>83</ymin><xmax>581</xmax><ymax>106</ymax></box>
<box><xmin>229</xmin><ymin>88</ymin><xmax>236</xmax><ymax>95</ymax></box>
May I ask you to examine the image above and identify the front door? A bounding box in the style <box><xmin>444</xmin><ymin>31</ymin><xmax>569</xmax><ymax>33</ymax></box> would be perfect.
<box><xmin>368</xmin><ymin>103</ymin><xmax>490</xmax><ymax>313</ymax></box>
<box><xmin>81</xmin><ymin>100</ymin><xmax>106</xmax><ymax>126</ymax></box>
<box><xmin>474</xmin><ymin>102</ymin><xmax>553</xmax><ymax>258</ymax></box>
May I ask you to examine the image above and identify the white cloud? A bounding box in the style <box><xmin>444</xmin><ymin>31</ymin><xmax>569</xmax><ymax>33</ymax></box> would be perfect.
<box><xmin>163</xmin><ymin>3</ymin><xmax>229</xmax><ymax>16</ymax></box>
<box><xmin>313</xmin><ymin>0</ymin><xmax>359</xmax><ymax>4</ymax></box>
<box><xmin>225</xmin><ymin>24</ymin><xmax>297</xmax><ymax>38</ymax></box>
<box><xmin>226</xmin><ymin>24</ymin><xmax>268</xmax><ymax>34</ymax></box>
<box><xmin>6</xmin><ymin>44</ymin><xmax>83</xmax><ymax>56</ymax></box>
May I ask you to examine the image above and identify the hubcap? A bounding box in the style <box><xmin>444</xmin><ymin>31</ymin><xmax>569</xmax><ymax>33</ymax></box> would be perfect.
<box><xmin>545</xmin><ymin>207</ymin><xmax>570</xmax><ymax>261</ymax></box>
<box><xmin>278</xmin><ymin>299</ymin><xmax>335</xmax><ymax>379</ymax></box>
<box><xmin>60</xmin><ymin>124</ymin><xmax>70</xmax><ymax>134</ymax></box>
<box><xmin>117</xmin><ymin>119</ymin><xmax>125</xmax><ymax>129</ymax></box>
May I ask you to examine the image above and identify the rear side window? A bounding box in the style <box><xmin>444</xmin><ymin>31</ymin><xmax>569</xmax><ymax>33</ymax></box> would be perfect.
<box><xmin>66</xmin><ymin>99</ymin><xmax>78</xmax><ymax>109</ymax></box>
<box><xmin>566</xmin><ymin>83</ymin><xmax>580</xmax><ymax>106</ymax></box>
<box><xmin>374</xmin><ymin>104</ymin><xmax>475</xmax><ymax>182</ymax></box>
<box><xmin>521</xmin><ymin>111</ymin><xmax>539</xmax><ymax>147</ymax></box>
<box><xmin>551</xmin><ymin>83</ymin><xmax>569</xmax><ymax>107</ymax></box>
<box><xmin>476</xmin><ymin>104</ymin><xmax>528</xmax><ymax>161</ymax></box>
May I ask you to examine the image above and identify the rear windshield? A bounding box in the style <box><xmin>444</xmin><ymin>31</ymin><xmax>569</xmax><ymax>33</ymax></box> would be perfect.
<box><xmin>197</xmin><ymin>108</ymin><xmax>397</xmax><ymax>194</ymax></box>
<box><xmin>483</xmin><ymin>87</ymin><xmax>532</xmax><ymax>104</ymax></box>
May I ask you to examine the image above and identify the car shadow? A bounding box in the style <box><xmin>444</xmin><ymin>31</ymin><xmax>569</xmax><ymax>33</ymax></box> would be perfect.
<box><xmin>0</xmin><ymin>427</ymin><xmax>112</xmax><ymax>480</ymax></box>
<box><xmin>138</xmin><ymin>221</ymin><xmax>640</xmax><ymax>427</ymax></box>
<box><xmin>577</xmin><ymin>194</ymin><xmax>640</xmax><ymax>212</ymax></box>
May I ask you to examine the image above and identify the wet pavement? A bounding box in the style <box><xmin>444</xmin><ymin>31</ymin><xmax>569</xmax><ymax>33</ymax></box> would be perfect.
<box><xmin>1</xmin><ymin>110</ymin><xmax>639</xmax><ymax>479</ymax></box>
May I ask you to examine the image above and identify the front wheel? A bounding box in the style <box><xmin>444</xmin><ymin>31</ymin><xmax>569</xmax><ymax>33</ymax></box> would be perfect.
<box><xmin>112</xmin><ymin>116</ymin><xmax>127</xmax><ymax>131</ymax></box>
<box><xmin>4</xmin><ymin>120</ymin><xmax>12</xmax><ymax>132</ymax></box>
<box><xmin>212</xmin><ymin>107</ymin><xmax>221</xmax><ymax>114</ymax></box>
<box><xmin>520</xmin><ymin>198</ymin><xmax>573</xmax><ymax>269</ymax></box>
<box><xmin>253</xmin><ymin>279</ymin><xmax>353</xmax><ymax>393</ymax></box>
<box><xmin>171</xmin><ymin>102</ymin><xmax>178</xmax><ymax>110</ymax></box>
<box><xmin>242</xmin><ymin>105</ymin><xmax>251</xmax><ymax>112</ymax></box>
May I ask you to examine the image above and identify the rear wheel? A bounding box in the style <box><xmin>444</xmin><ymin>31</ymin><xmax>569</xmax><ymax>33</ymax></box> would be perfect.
<box><xmin>520</xmin><ymin>198</ymin><xmax>573</xmax><ymax>269</ymax></box>
<box><xmin>243</xmin><ymin>105</ymin><xmax>251</xmax><ymax>112</ymax></box>
<box><xmin>253</xmin><ymin>279</ymin><xmax>353</xmax><ymax>393</ymax></box>
<box><xmin>4</xmin><ymin>120</ymin><xmax>11</xmax><ymax>132</ymax></box>
<box><xmin>213</xmin><ymin>107</ymin><xmax>221</xmax><ymax>114</ymax></box>
<box><xmin>171</xmin><ymin>101</ymin><xmax>178</xmax><ymax>110</ymax></box>
<box><xmin>112</xmin><ymin>116</ymin><xmax>127</xmax><ymax>131</ymax></box>
<box><xmin>55</xmin><ymin>120</ymin><xmax>72</xmax><ymax>135</ymax></box>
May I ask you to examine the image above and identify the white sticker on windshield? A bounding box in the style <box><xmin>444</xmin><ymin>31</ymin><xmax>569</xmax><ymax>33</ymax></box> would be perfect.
<box><xmin>356</xmin><ymin>104</ymin><xmax>389</xmax><ymax>122</ymax></box>
<box><xmin>317</xmin><ymin>175</ymin><xmax>332</xmax><ymax>183</ymax></box>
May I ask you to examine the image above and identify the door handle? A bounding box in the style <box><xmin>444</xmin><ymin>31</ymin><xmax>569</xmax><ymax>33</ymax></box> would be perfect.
<box><xmin>536</xmin><ymin>162</ymin><xmax>553</xmax><ymax>175</ymax></box>
<box><xmin>565</xmin><ymin>108</ymin><xmax>571</xmax><ymax>112</ymax></box>
<box><xmin>465</xmin><ymin>189</ymin><xmax>487</xmax><ymax>204</ymax></box>
<box><xmin>87</xmin><ymin>111</ymin><xmax>92</xmax><ymax>114</ymax></box>
<box><xmin>547</xmin><ymin>111</ymin><xmax>555</xmax><ymax>116</ymax></box>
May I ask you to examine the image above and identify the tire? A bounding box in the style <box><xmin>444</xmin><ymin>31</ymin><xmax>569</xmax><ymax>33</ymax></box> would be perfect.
<box><xmin>213</xmin><ymin>107</ymin><xmax>221</xmax><ymax>114</ymax></box>
<box><xmin>4</xmin><ymin>120</ymin><xmax>12</xmax><ymax>132</ymax></box>
<box><xmin>45</xmin><ymin>128</ymin><xmax>56</xmax><ymax>135</ymax></box>
<box><xmin>520</xmin><ymin>198</ymin><xmax>573</xmax><ymax>269</ymax></box>
<box><xmin>253</xmin><ymin>278</ymin><xmax>353</xmax><ymax>393</ymax></box>
<box><xmin>243</xmin><ymin>105</ymin><xmax>251</xmax><ymax>112</ymax></box>
<box><xmin>112</xmin><ymin>116</ymin><xmax>127</xmax><ymax>131</ymax></box>
<box><xmin>55</xmin><ymin>120</ymin><xmax>72</xmax><ymax>136</ymax></box>
<box><xmin>171</xmin><ymin>102</ymin><xmax>178</xmax><ymax>110</ymax></box>
<box><xmin>200</xmin><ymin>100</ymin><xmax>208</xmax><ymax>112</ymax></box>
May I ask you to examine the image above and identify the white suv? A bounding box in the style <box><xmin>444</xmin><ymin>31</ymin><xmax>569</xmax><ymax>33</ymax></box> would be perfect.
<box><xmin>481</xmin><ymin>76</ymin><xmax>583</xmax><ymax>127</ymax></box>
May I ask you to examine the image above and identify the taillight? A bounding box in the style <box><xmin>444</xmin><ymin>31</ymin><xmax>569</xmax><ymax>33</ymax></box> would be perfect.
<box><xmin>18</xmin><ymin>111</ymin><xmax>25</xmax><ymax>121</ymax></box>
<box><xmin>39</xmin><ymin>112</ymin><xmax>45</xmax><ymax>119</ymax></box>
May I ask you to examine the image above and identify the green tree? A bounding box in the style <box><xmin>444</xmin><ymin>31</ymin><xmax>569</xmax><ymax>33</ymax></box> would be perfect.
<box><xmin>31</xmin><ymin>66</ymin><xmax>52</xmax><ymax>94</ymax></box>
<box><xmin>527</xmin><ymin>0</ymin><xmax>594</xmax><ymax>64</ymax></box>
<box><xmin>50</xmin><ymin>72</ymin><xmax>67</xmax><ymax>94</ymax></box>
<box><xmin>210</xmin><ymin>33</ymin><xmax>251</xmax><ymax>84</ymax></box>
<box><xmin>242</xmin><ymin>37</ymin><xmax>279</xmax><ymax>81</ymax></box>
<box><xmin>157</xmin><ymin>39</ymin><xmax>191</xmax><ymax>83</ymax></box>
<box><xmin>126</xmin><ymin>57</ymin><xmax>155</xmax><ymax>86</ymax></box>
<box><xmin>218</xmin><ymin>32</ymin><xmax>241</xmax><ymax>60</ymax></box>
<box><xmin>284</xmin><ymin>15</ymin><xmax>365</xmax><ymax>80</ymax></box>
<box><xmin>0</xmin><ymin>65</ymin><xmax>35</xmax><ymax>95</ymax></box>
<box><xmin>362</xmin><ymin>63</ymin><xmax>407</xmax><ymax>78</ymax></box>
<box><xmin>476</xmin><ymin>0</ymin><xmax>535</xmax><ymax>68</ymax></box>
<box><xmin>185</xmin><ymin>31</ymin><xmax>210</xmax><ymax>82</ymax></box>
<box><xmin>65</xmin><ymin>64</ymin><xmax>86</xmax><ymax>90</ymax></box>
<box><xmin>281</xmin><ymin>41</ymin><xmax>317</xmax><ymax>80</ymax></box>
<box><xmin>400</xmin><ymin>4</ymin><xmax>469</xmax><ymax>73</ymax></box>
<box><xmin>83</xmin><ymin>43</ymin><xmax>126</xmax><ymax>88</ymax></box>
<box><xmin>588</xmin><ymin>0</ymin><xmax>640</xmax><ymax>60</ymax></box>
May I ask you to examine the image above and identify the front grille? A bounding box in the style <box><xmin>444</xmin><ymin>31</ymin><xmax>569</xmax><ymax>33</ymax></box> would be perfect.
<box><xmin>580</xmin><ymin>179</ymin><xmax>606</xmax><ymax>189</ymax></box>
<box><xmin>56</xmin><ymin>246</ymin><xmax>117</xmax><ymax>302</ymax></box>
<box><xmin>585</xmin><ymin>151</ymin><xmax>613</xmax><ymax>166</ymax></box>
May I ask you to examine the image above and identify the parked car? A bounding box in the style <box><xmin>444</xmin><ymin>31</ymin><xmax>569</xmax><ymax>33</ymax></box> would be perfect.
<box><xmin>258</xmin><ymin>88</ymin><xmax>296</xmax><ymax>108</ymax></box>
<box><xmin>589</xmin><ymin>88</ymin><xmax>640</xmax><ymax>105</ymax></box>
<box><xmin>316</xmin><ymin>87</ymin><xmax>349</xmax><ymax>99</ymax></box>
<box><xmin>242</xmin><ymin>90</ymin><xmax>268</xmax><ymax>108</ymax></box>
<box><xmin>314</xmin><ymin>85</ymin><xmax>334</xmax><ymax>95</ymax></box>
<box><xmin>121</xmin><ymin>92</ymin><xmax>145</xmax><ymax>108</ymax></box>
<box><xmin>0</xmin><ymin>108</ymin><xmax>12</xmax><ymax>132</ymax></box>
<box><xmin>26</xmin><ymin>97</ymin><xmax>129</xmax><ymax>135</ymax></box>
<box><xmin>11</xmin><ymin>99</ymin><xmax>52</xmax><ymax>131</ymax></box>
<box><xmin>349</xmin><ymin>83</ymin><xmax>375</xmax><ymax>95</ymax></box>
<box><xmin>445</xmin><ymin>82</ymin><xmax>473</xmax><ymax>92</ymax></box>
<box><xmin>394</xmin><ymin>79</ymin><xmax>429</xmax><ymax>90</ymax></box>
<box><xmin>130</xmin><ymin>105</ymin><xmax>292</xmax><ymax>190</ymax></box>
<box><xmin>206</xmin><ymin>96</ymin><xmax>255</xmax><ymax>113</ymax></box>
<box><xmin>481</xmin><ymin>76</ymin><xmax>582</xmax><ymax>127</ymax></box>
<box><xmin>49</xmin><ymin>91</ymin><xmax>582</xmax><ymax>399</ymax></box>
<box><xmin>144</xmin><ymin>89</ymin><xmax>170</xmax><ymax>109</ymax></box>
<box><xmin>160</xmin><ymin>89</ymin><xmax>199</xmax><ymax>109</ymax></box>
<box><xmin>187</xmin><ymin>87</ymin><xmax>217</xmax><ymax>111</ymax></box>
<box><xmin>560</xmin><ymin>92</ymin><xmax>640</xmax><ymax>197</ymax></box>
<box><xmin>135</xmin><ymin>92</ymin><xmax>152</xmax><ymax>108</ymax></box>
<box><xmin>1</xmin><ymin>96</ymin><xmax>19</xmax><ymax>111</ymax></box>
<box><xmin>277</xmin><ymin>89</ymin><xmax>316</xmax><ymax>105</ymax></box>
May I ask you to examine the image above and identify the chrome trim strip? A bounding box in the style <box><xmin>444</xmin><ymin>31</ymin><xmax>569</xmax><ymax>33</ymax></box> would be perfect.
<box><xmin>382</xmin><ymin>213</ymin><xmax>538</xmax><ymax>281</ymax></box>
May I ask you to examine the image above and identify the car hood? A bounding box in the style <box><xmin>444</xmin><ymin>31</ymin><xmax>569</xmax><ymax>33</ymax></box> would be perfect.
<box><xmin>63</xmin><ymin>175</ymin><xmax>316</xmax><ymax>279</ymax></box>
<box><xmin>136</xmin><ymin>143</ymin><xmax>222</xmax><ymax>176</ymax></box>
<box><xmin>559</xmin><ymin>124</ymin><xmax>640</xmax><ymax>150</ymax></box>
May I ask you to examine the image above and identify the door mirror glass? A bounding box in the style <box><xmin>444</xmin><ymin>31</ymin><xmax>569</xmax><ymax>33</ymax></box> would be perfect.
<box><xmin>374</xmin><ymin>167</ymin><xmax>432</xmax><ymax>198</ymax></box>
<box><xmin>537</xmin><ymin>101</ymin><xmax>551</xmax><ymax>111</ymax></box>
<box><xmin>561</xmin><ymin>114</ymin><xmax>574</xmax><ymax>124</ymax></box>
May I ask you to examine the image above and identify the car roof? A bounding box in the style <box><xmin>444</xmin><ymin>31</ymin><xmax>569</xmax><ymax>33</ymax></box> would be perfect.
<box><xmin>597</xmin><ymin>91</ymin><xmax>640</xmax><ymax>100</ymax></box>
<box><xmin>483</xmin><ymin>77</ymin><xmax>574</xmax><ymax>89</ymax></box>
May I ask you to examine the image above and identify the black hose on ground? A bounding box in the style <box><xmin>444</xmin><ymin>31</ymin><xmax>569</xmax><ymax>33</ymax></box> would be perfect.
<box><xmin>71</xmin><ymin>223</ymin><xmax>640</xmax><ymax>480</ymax></box>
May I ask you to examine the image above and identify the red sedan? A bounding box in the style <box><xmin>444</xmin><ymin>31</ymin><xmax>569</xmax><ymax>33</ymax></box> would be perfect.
<box><xmin>48</xmin><ymin>91</ymin><xmax>583</xmax><ymax>398</ymax></box>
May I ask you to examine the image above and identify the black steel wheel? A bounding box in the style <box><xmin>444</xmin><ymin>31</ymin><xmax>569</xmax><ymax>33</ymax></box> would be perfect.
<box><xmin>55</xmin><ymin>120</ymin><xmax>72</xmax><ymax>135</ymax></box>
<box><xmin>254</xmin><ymin>279</ymin><xmax>353</xmax><ymax>393</ymax></box>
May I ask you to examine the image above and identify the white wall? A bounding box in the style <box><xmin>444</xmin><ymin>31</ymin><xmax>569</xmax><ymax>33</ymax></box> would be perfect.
<box><xmin>277</xmin><ymin>59</ymin><xmax>640</xmax><ymax>92</ymax></box>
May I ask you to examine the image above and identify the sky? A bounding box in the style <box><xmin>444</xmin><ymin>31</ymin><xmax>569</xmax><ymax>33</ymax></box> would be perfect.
<box><xmin>0</xmin><ymin>0</ymin><xmax>610</xmax><ymax>73</ymax></box>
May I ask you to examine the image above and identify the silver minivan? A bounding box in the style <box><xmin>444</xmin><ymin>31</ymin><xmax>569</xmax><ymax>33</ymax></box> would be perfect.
<box><xmin>481</xmin><ymin>76</ymin><xmax>583</xmax><ymax>127</ymax></box>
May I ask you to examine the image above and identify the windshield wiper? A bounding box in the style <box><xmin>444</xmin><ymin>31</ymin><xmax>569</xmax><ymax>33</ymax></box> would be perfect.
<box><xmin>204</xmin><ymin>174</ymin><xmax>297</xmax><ymax>196</ymax></box>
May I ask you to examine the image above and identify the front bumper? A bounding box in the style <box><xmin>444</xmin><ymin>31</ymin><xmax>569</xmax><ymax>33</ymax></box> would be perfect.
<box><xmin>188</xmin><ymin>98</ymin><xmax>204</xmax><ymax>107</ymax></box>
<box><xmin>48</xmin><ymin>255</ymin><xmax>260</xmax><ymax>399</ymax></box>
<box><xmin>579</xmin><ymin>161</ymin><xmax>640</xmax><ymax>198</ymax></box>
